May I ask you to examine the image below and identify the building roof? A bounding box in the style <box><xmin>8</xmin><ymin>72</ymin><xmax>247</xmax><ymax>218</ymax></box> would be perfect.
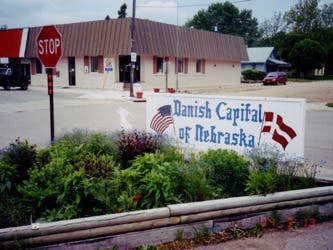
<box><xmin>25</xmin><ymin>18</ymin><xmax>248</xmax><ymax>61</ymax></box>
<box><xmin>243</xmin><ymin>47</ymin><xmax>274</xmax><ymax>63</ymax></box>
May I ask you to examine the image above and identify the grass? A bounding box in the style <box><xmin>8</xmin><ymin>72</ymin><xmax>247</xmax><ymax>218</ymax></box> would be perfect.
<box><xmin>326</xmin><ymin>103</ymin><xmax>333</xmax><ymax>108</ymax></box>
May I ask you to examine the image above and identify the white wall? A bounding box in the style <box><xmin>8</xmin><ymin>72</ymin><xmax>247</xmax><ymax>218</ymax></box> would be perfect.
<box><xmin>31</xmin><ymin>55</ymin><xmax>241</xmax><ymax>90</ymax></box>
<box><xmin>140</xmin><ymin>55</ymin><xmax>241</xmax><ymax>91</ymax></box>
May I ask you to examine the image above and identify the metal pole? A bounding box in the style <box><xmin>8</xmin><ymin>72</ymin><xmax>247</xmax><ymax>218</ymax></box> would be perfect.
<box><xmin>130</xmin><ymin>0</ymin><xmax>136</xmax><ymax>97</ymax></box>
<box><xmin>175</xmin><ymin>0</ymin><xmax>179</xmax><ymax>92</ymax></box>
<box><xmin>47</xmin><ymin>69</ymin><xmax>55</xmax><ymax>144</ymax></box>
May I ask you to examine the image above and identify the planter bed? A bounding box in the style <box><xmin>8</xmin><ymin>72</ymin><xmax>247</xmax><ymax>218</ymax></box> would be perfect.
<box><xmin>1</xmin><ymin>186</ymin><xmax>333</xmax><ymax>249</ymax></box>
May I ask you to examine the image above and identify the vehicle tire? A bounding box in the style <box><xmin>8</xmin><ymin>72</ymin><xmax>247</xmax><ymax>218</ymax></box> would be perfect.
<box><xmin>21</xmin><ymin>84</ymin><xmax>28</xmax><ymax>90</ymax></box>
<box><xmin>4</xmin><ymin>83</ymin><xmax>10</xmax><ymax>90</ymax></box>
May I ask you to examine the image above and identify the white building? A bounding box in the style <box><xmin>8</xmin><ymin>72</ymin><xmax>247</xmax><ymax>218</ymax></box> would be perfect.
<box><xmin>4</xmin><ymin>18</ymin><xmax>248</xmax><ymax>91</ymax></box>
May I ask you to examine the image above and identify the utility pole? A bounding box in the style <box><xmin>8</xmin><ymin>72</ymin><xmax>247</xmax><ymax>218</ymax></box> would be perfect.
<box><xmin>176</xmin><ymin>0</ymin><xmax>179</xmax><ymax>92</ymax></box>
<box><xmin>130</xmin><ymin>0</ymin><xmax>136</xmax><ymax>97</ymax></box>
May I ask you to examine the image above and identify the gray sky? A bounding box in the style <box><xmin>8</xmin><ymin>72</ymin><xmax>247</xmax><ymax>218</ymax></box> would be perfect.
<box><xmin>1</xmin><ymin>0</ymin><xmax>332</xmax><ymax>29</ymax></box>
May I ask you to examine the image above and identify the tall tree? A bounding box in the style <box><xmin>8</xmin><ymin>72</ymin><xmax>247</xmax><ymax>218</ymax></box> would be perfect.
<box><xmin>284</xmin><ymin>0</ymin><xmax>321</xmax><ymax>32</ymax></box>
<box><xmin>289</xmin><ymin>38</ymin><xmax>326</xmax><ymax>75</ymax></box>
<box><xmin>320</xmin><ymin>3</ymin><xmax>333</xmax><ymax>28</ymax></box>
<box><xmin>185</xmin><ymin>2</ymin><xmax>259</xmax><ymax>46</ymax></box>
<box><xmin>259</xmin><ymin>12</ymin><xmax>288</xmax><ymax>38</ymax></box>
<box><xmin>118</xmin><ymin>3</ymin><xmax>127</xmax><ymax>19</ymax></box>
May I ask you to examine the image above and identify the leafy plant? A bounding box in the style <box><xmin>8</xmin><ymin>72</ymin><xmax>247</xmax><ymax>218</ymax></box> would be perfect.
<box><xmin>242</xmin><ymin>69</ymin><xmax>266</xmax><ymax>80</ymax></box>
<box><xmin>0</xmin><ymin>138</ymin><xmax>37</xmax><ymax>184</ymax></box>
<box><xmin>117</xmin><ymin>130</ymin><xmax>162</xmax><ymax>169</ymax></box>
<box><xmin>245</xmin><ymin>146</ymin><xmax>319</xmax><ymax>195</ymax></box>
<box><xmin>198</xmin><ymin>149</ymin><xmax>250</xmax><ymax>197</ymax></box>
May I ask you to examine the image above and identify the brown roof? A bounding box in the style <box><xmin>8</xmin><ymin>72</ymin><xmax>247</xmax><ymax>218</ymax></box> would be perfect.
<box><xmin>25</xmin><ymin>18</ymin><xmax>248</xmax><ymax>61</ymax></box>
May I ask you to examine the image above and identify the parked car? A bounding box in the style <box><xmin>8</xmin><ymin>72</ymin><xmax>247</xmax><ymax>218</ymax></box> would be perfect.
<box><xmin>262</xmin><ymin>72</ymin><xmax>287</xmax><ymax>85</ymax></box>
<box><xmin>0</xmin><ymin>67</ymin><xmax>30</xmax><ymax>90</ymax></box>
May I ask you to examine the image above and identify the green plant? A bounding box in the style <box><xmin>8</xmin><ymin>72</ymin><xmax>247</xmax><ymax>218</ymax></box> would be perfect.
<box><xmin>176</xmin><ymin>229</ymin><xmax>185</xmax><ymax>241</ymax></box>
<box><xmin>117</xmin><ymin>130</ymin><xmax>165</xmax><ymax>169</ymax></box>
<box><xmin>0</xmin><ymin>138</ymin><xmax>37</xmax><ymax>183</ymax></box>
<box><xmin>242</xmin><ymin>69</ymin><xmax>266</xmax><ymax>81</ymax></box>
<box><xmin>245</xmin><ymin>146</ymin><xmax>319</xmax><ymax>195</ymax></box>
<box><xmin>326</xmin><ymin>103</ymin><xmax>333</xmax><ymax>108</ymax></box>
<box><xmin>246</xmin><ymin>170</ymin><xmax>278</xmax><ymax>195</ymax></box>
<box><xmin>119</xmin><ymin>152</ymin><xmax>182</xmax><ymax>209</ymax></box>
<box><xmin>198</xmin><ymin>149</ymin><xmax>249</xmax><ymax>197</ymax></box>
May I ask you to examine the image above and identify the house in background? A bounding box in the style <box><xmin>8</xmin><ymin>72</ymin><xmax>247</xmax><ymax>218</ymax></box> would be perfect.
<box><xmin>241</xmin><ymin>47</ymin><xmax>290</xmax><ymax>73</ymax></box>
<box><xmin>23</xmin><ymin>18</ymin><xmax>248</xmax><ymax>90</ymax></box>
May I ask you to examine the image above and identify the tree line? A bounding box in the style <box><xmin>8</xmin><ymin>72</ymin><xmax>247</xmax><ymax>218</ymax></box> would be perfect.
<box><xmin>185</xmin><ymin>0</ymin><xmax>333</xmax><ymax>77</ymax></box>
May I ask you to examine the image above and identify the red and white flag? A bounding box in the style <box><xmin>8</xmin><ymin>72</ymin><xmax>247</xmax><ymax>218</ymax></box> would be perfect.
<box><xmin>261</xmin><ymin>112</ymin><xmax>297</xmax><ymax>150</ymax></box>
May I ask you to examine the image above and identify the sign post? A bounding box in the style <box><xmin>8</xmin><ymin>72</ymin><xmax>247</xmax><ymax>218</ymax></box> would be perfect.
<box><xmin>37</xmin><ymin>25</ymin><xmax>62</xmax><ymax>144</ymax></box>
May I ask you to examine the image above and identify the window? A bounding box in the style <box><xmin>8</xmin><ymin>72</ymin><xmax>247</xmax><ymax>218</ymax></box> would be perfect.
<box><xmin>196</xmin><ymin>59</ymin><xmax>206</xmax><ymax>73</ymax></box>
<box><xmin>91</xmin><ymin>56</ymin><xmax>99</xmax><ymax>72</ymax></box>
<box><xmin>36</xmin><ymin>58</ymin><xmax>42</xmax><ymax>74</ymax></box>
<box><xmin>178</xmin><ymin>58</ymin><xmax>184</xmax><ymax>73</ymax></box>
<box><xmin>157</xmin><ymin>57</ymin><xmax>163</xmax><ymax>73</ymax></box>
<box><xmin>196</xmin><ymin>59</ymin><xmax>202</xmax><ymax>73</ymax></box>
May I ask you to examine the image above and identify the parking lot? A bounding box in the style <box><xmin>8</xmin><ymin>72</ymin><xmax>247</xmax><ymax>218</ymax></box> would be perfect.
<box><xmin>0</xmin><ymin>81</ymin><xmax>332</xmax><ymax>180</ymax></box>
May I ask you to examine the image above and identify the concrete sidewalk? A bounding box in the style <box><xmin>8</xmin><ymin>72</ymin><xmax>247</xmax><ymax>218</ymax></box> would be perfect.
<box><xmin>195</xmin><ymin>220</ymin><xmax>333</xmax><ymax>250</ymax></box>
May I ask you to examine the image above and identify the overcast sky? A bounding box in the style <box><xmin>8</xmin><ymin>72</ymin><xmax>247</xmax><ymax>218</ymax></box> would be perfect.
<box><xmin>1</xmin><ymin>0</ymin><xmax>332</xmax><ymax>29</ymax></box>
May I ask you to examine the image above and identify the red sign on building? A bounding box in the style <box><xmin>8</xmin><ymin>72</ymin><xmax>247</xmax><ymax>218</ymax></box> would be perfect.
<box><xmin>37</xmin><ymin>25</ymin><xmax>62</xmax><ymax>68</ymax></box>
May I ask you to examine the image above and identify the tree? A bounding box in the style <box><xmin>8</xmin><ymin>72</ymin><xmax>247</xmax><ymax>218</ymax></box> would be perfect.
<box><xmin>284</xmin><ymin>0</ymin><xmax>333</xmax><ymax>32</ymax></box>
<box><xmin>118</xmin><ymin>3</ymin><xmax>127</xmax><ymax>19</ymax></box>
<box><xmin>289</xmin><ymin>39</ymin><xmax>326</xmax><ymax>76</ymax></box>
<box><xmin>185</xmin><ymin>2</ymin><xmax>259</xmax><ymax>46</ymax></box>
<box><xmin>105</xmin><ymin>15</ymin><xmax>111</xmax><ymax>20</ymax></box>
<box><xmin>259</xmin><ymin>12</ymin><xmax>288</xmax><ymax>38</ymax></box>
<box><xmin>320</xmin><ymin>3</ymin><xmax>333</xmax><ymax>28</ymax></box>
<box><xmin>1</xmin><ymin>24</ymin><xmax>7</xmax><ymax>30</ymax></box>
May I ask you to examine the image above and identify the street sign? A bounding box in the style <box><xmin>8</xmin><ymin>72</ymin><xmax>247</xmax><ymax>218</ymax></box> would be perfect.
<box><xmin>37</xmin><ymin>25</ymin><xmax>62</xmax><ymax>68</ymax></box>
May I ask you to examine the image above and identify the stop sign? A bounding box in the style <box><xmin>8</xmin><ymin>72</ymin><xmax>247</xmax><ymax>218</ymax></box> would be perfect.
<box><xmin>37</xmin><ymin>25</ymin><xmax>62</xmax><ymax>68</ymax></box>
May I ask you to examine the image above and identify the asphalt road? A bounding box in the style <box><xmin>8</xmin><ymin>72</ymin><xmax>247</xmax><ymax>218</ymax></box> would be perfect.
<box><xmin>0</xmin><ymin>86</ymin><xmax>332</xmax><ymax>180</ymax></box>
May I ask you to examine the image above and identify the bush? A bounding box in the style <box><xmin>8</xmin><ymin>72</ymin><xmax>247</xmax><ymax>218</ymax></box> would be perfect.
<box><xmin>198</xmin><ymin>149</ymin><xmax>250</xmax><ymax>198</ymax></box>
<box><xmin>242</xmin><ymin>69</ymin><xmax>266</xmax><ymax>81</ymax></box>
<box><xmin>0</xmin><ymin>138</ymin><xmax>37</xmax><ymax>184</ymax></box>
<box><xmin>245</xmin><ymin>146</ymin><xmax>319</xmax><ymax>195</ymax></box>
<box><xmin>118</xmin><ymin>150</ymin><xmax>184</xmax><ymax>209</ymax></box>
<box><xmin>118</xmin><ymin>130</ymin><xmax>168</xmax><ymax>169</ymax></box>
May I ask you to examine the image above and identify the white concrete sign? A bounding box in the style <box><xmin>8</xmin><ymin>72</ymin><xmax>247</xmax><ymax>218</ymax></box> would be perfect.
<box><xmin>146</xmin><ymin>94</ymin><xmax>306</xmax><ymax>157</ymax></box>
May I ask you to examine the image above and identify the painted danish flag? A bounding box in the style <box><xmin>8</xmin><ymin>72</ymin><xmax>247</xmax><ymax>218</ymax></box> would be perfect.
<box><xmin>261</xmin><ymin>112</ymin><xmax>297</xmax><ymax>150</ymax></box>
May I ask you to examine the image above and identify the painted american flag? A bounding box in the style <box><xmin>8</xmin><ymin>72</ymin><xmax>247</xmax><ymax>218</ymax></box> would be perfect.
<box><xmin>150</xmin><ymin>105</ymin><xmax>174</xmax><ymax>134</ymax></box>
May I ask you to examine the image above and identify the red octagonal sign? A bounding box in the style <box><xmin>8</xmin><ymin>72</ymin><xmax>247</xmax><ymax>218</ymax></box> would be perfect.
<box><xmin>37</xmin><ymin>25</ymin><xmax>62</xmax><ymax>68</ymax></box>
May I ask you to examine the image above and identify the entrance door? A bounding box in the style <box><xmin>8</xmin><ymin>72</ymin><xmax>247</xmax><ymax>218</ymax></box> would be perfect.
<box><xmin>68</xmin><ymin>57</ymin><xmax>76</xmax><ymax>86</ymax></box>
<box><xmin>119</xmin><ymin>55</ymin><xmax>140</xmax><ymax>83</ymax></box>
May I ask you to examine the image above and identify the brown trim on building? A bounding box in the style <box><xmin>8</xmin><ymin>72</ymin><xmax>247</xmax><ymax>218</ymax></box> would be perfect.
<box><xmin>153</xmin><ymin>56</ymin><xmax>157</xmax><ymax>74</ymax></box>
<box><xmin>30</xmin><ymin>58</ymin><xmax>36</xmax><ymax>75</ymax></box>
<box><xmin>98</xmin><ymin>55</ymin><xmax>104</xmax><ymax>73</ymax></box>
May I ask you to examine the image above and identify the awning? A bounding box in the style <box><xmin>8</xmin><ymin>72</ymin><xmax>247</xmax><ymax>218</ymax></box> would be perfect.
<box><xmin>0</xmin><ymin>28</ymin><xmax>28</xmax><ymax>58</ymax></box>
<box><xmin>267</xmin><ymin>58</ymin><xmax>291</xmax><ymax>67</ymax></box>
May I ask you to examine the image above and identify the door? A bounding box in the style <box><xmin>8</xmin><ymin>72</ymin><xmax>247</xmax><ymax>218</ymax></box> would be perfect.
<box><xmin>68</xmin><ymin>57</ymin><xmax>76</xmax><ymax>86</ymax></box>
<box><xmin>119</xmin><ymin>55</ymin><xmax>140</xmax><ymax>83</ymax></box>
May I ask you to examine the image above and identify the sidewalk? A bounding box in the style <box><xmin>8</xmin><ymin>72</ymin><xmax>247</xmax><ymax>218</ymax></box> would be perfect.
<box><xmin>195</xmin><ymin>220</ymin><xmax>333</xmax><ymax>250</ymax></box>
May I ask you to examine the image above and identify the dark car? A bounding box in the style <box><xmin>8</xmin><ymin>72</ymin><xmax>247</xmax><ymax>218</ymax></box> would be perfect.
<box><xmin>262</xmin><ymin>72</ymin><xmax>287</xmax><ymax>85</ymax></box>
<box><xmin>0</xmin><ymin>67</ymin><xmax>30</xmax><ymax>90</ymax></box>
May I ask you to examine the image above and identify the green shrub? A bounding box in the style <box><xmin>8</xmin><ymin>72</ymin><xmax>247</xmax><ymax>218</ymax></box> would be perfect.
<box><xmin>117</xmin><ymin>130</ymin><xmax>167</xmax><ymax>169</ymax></box>
<box><xmin>118</xmin><ymin>151</ymin><xmax>183</xmax><ymax>209</ymax></box>
<box><xmin>18</xmin><ymin>135</ymin><xmax>121</xmax><ymax>221</ymax></box>
<box><xmin>0</xmin><ymin>138</ymin><xmax>37</xmax><ymax>183</ymax></box>
<box><xmin>242</xmin><ymin>69</ymin><xmax>266</xmax><ymax>81</ymax></box>
<box><xmin>245</xmin><ymin>146</ymin><xmax>319</xmax><ymax>195</ymax></box>
<box><xmin>198</xmin><ymin>149</ymin><xmax>250</xmax><ymax>198</ymax></box>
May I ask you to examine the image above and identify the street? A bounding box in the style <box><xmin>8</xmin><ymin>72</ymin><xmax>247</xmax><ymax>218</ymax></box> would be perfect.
<box><xmin>0</xmin><ymin>84</ymin><xmax>332</xmax><ymax>180</ymax></box>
